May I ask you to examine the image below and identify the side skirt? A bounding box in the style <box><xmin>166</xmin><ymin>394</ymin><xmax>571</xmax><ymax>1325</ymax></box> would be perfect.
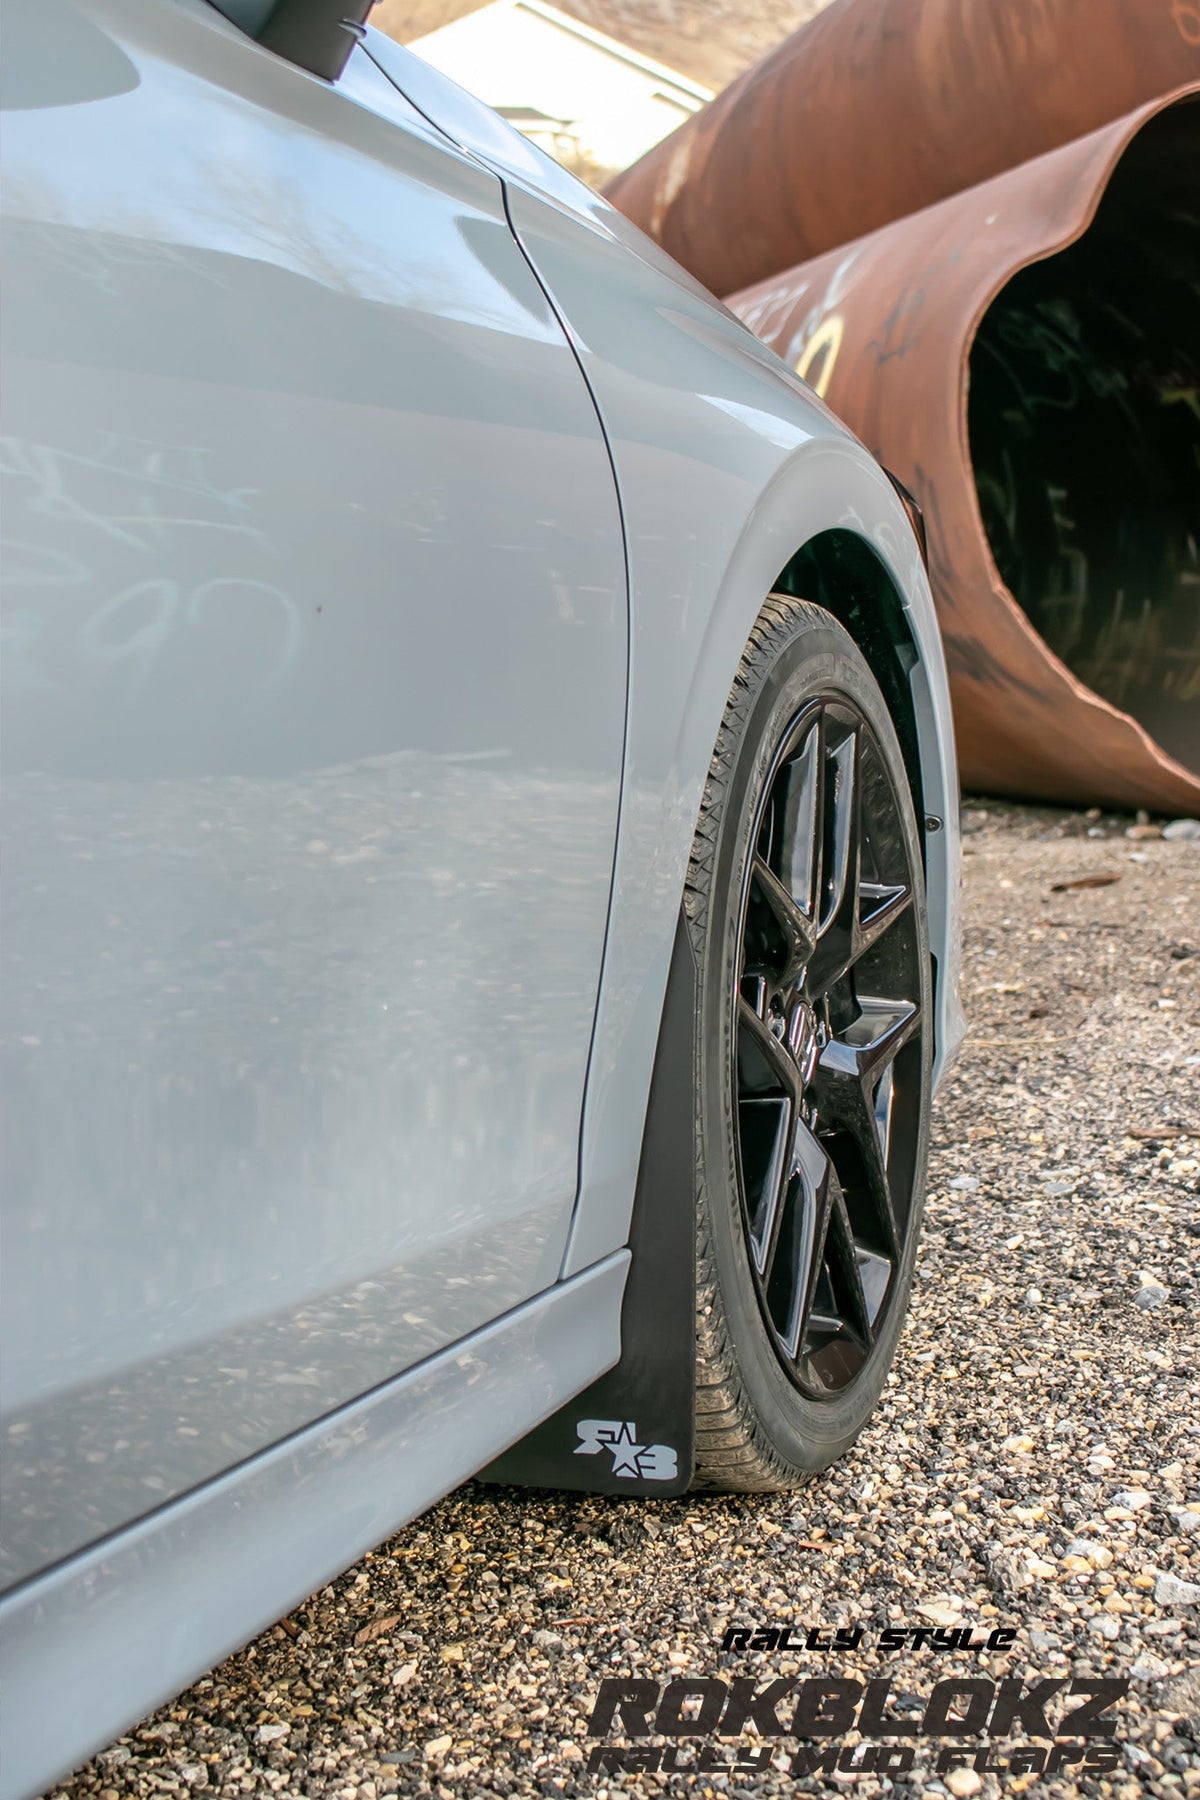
<box><xmin>0</xmin><ymin>1255</ymin><xmax>628</xmax><ymax>1800</ymax></box>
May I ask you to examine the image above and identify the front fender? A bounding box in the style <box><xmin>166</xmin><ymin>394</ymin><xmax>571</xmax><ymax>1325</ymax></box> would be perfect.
<box><xmin>490</xmin><ymin>182</ymin><xmax>963</xmax><ymax>1272</ymax></box>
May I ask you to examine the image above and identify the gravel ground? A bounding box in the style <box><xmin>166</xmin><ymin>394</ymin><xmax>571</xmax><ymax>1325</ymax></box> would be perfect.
<box><xmin>51</xmin><ymin>802</ymin><xmax>1200</xmax><ymax>1800</ymax></box>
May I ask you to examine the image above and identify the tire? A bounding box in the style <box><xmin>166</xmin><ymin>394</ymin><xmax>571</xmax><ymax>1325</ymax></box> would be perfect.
<box><xmin>685</xmin><ymin>593</ymin><xmax>933</xmax><ymax>1491</ymax></box>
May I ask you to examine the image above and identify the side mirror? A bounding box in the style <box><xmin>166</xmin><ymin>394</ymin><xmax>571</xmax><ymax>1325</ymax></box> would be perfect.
<box><xmin>206</xmin><ymin>0</ymin><xmax>376</xmax><ymax>83</ymax></box>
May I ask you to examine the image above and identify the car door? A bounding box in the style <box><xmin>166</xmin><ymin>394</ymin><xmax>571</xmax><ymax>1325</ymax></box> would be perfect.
<box><xmin>0</xmin><ymin>0</ymin><xmax>627</xmax><ymax>1589</ymax></box>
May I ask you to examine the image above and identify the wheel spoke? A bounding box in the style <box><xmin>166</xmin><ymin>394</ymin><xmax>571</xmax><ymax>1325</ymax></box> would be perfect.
<box><xmin>774</xmin><ymin>716</ymin><xmax>824</xmax><ymax>924</ymax></box>
<box><xmin>750</xmin><ymin>854</ymin><xmax>817</xmax><ymax>985</ymax></box>
<box><xmin>854</xmin><ymin>880</ymin><xmax>912</xmax><ymax>958</ymax></box>
<box><xmin>822</xmin><ymin>725</ymin><xmax>859</xmax><ymax>931</ymax></box>
<box><xmin>815</xmin><ymin>1003</ymin><xmax>920</xmax><ymax>1256</ymax></box>
<box><xmin>805</xmin><ymin>723</ymin><xmax>860</xmax><ymax>997</ymax></box>
<box><xmin>873</xmin><ymin>1060</ymin><xmax>896</xmax><ymax>1167</ymax></box>
<box><xmin>843</xmin><ymin>1130</ymin><xmax>897</xmax><ymax>1253</ymax></box>
<box><xmin>738</xmin><ymin>1096</ymin><xmax>792</xmax><ymax>1274</ymax></box>
<box><xmin>826</xmin><ymin>1189</ymin><xmax>874</xmax><ymax>1345</ymax></box>
<box><xmin>819</xmin><ymin>1002</ymin><xmax>919</xmax><ymax>1250</ymax></box>
<box><xmin>821</xmin><ymin>997</ymin><xmax>921</xmax><ymax>1085</ymax></box>
<box><xmin>778</xmin><ymin>1118</ymin><xmax>835</xmax><ymax>1357</ymax></box>
<box><xmin>737</xmin><ymin>994</ymin><xmax>804</xmax><ymax>1104</ymax></box>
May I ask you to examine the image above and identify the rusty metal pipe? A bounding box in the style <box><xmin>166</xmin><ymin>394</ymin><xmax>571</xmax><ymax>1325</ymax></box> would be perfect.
<box><xmin>728</xmin><ymin>89</ymin><xmax>1200</xmax><ymax>814</ymax></box>
<box><xmin>606</xmin><ymin>0</ymin><xmax>1200</xmax><ymax>302</ymax></box>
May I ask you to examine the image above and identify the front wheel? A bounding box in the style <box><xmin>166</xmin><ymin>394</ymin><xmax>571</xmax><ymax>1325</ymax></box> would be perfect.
<box><xmin>686</xmin><ymin>595</ymin><xmax>933</xmax><ymax>1490</ymax></box>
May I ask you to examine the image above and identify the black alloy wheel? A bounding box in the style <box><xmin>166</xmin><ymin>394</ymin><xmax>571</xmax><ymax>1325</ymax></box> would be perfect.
<box><xmin>734</xmin><ymin>694</ymin><xmax>924</xmax><ymax>1398</ymax></box>
<box><xmin>686</xmin><ymin>595</ymin><xmax>933</xmax><ymax>1489</ymax></box>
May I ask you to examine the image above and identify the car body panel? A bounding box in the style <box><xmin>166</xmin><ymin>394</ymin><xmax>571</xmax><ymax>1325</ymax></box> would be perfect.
<box><xmin>0</xmin><ymin>0</ymin><xmax>627</xmax><ymax>1587</ymax></box>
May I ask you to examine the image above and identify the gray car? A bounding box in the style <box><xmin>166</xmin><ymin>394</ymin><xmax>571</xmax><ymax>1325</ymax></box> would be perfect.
<box><xmin>0</xmin><ymin>3</ymin><xmax>965</xmax><ymax>1793</ymax></box>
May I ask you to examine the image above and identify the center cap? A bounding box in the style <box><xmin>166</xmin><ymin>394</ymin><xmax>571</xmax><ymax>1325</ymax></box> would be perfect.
<box><xmin>785</xmin><ymin>997</ymin><xmax>820</xmax><ymax>1087</ymax></box>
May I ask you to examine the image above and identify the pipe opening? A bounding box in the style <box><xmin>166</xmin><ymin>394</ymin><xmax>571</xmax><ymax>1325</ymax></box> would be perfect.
<box><xmin>968</xmin><ymin>101</ymin><xmax>1200</xmax><ymax>777</ymax></box>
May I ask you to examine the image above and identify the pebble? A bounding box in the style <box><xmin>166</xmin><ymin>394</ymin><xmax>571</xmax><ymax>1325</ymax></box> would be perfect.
<box><xmin>1163</xmin><ymin>818</ymin><xmax>1200</xmax><ymax>840</ymax></box>
<box><xmin>1156</xmin><ymin>1573</ymin><xmax>1200</xmax><ymax>1606</ymax></box>
<box><xmin>944</xmin><ymin>1772</ymin><xmax>983</xmax><ymax>1798</ymax></box>
<box><xmin>1161</xmin><ymin>1665</ymin><xmax>1200</xmax><ymax>1720</ymax></box>
<box><xmin>1135</xmin><ymin>1283</ymin><xmax>1170</xmax><ymax>1309</ymax></box>
<box><xmin>1091</xmin><ymin>1614</ymin><xmax>1122</xmax><ymax>1640</ymax></box>
<box><xmin>915</xmin><ymin>1600</ymin><xmax>962</xmax><ymax>1627</ymax></box>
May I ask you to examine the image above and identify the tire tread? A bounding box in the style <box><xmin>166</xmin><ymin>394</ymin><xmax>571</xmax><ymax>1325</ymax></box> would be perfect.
<box><xmin>685</xmin><ymin>595</ymin><xmax>838</xmax><ymax>1493</ymax></box>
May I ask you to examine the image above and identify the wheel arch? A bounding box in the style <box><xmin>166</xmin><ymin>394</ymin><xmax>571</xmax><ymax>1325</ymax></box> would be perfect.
<box><xmin>772</xmin><ymin>528</ymin><xmax>926</xmax><ymax>863</ymax></box>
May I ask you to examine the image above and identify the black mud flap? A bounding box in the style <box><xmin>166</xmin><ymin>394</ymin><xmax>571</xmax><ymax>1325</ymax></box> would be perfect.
<box><xmin>481</xmin><ymin>917</ymin><xmax>697</xmax><ymax>1498</ymax></box>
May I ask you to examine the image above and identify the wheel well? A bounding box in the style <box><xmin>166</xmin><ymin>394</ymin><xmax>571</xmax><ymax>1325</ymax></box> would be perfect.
<box><xmin>772</xmin><ymin>529</ymin><xmax>927</xmax><ymax>852</ymax></box>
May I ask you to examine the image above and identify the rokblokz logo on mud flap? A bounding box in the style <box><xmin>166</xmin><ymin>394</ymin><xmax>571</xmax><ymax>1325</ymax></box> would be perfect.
<box><xmin>579</xmin><ymin>1624</ymin><xmax>1130</xmax><ymax>1781</ymax></box>
<box><xmin>574</xmin><ymin>1419</ymin><xmax>678</xmax><ymax>1482</ymax></box>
